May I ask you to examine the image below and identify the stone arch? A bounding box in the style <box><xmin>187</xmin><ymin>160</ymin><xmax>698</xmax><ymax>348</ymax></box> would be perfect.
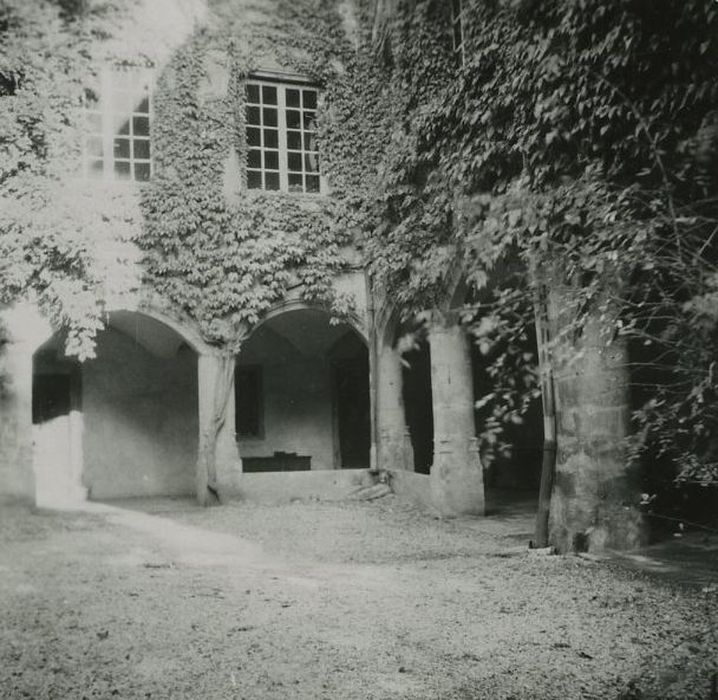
<box><xmin>108</xmin><ymin>297</ymin><xmax>214</xmax><ymax>356</ymax></box>
<box><xmin>254</xmin><ymin>298</ymin><xmax>369</xmax><ymax>346</ymax></box>
<box><xmin>30</xmin><ymin>304</ymin><xmax>205</xmax><ymax>505</ymax></box>
<box><xmin>236</xmin><ymin>303</ymin><xmax>370</xmax><ymax>472</ymax></box>
<box><xmin>1</xmin><ymin>297</ymin><xmax>212</xmax><ymax>360</ymax></box>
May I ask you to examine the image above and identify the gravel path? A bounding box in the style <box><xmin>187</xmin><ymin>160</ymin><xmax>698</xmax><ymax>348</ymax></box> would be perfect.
<box><xmin>0</xmin><ymin>495</ymin><xmax>716</xmax><ymax>699</ymax></box>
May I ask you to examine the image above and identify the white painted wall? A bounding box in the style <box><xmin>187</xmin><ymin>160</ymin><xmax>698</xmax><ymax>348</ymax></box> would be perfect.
<box><xmin>82</xmin><ymin>327</ymin><xmax>198</xmax><ymax>498</ymax></box>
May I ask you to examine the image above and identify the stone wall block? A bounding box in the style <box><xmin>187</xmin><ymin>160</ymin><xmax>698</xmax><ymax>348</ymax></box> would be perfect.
<box><xmin>560</xmin><ymin>405</ymin><xmax>630</xmax><ymax>441</ymax></box>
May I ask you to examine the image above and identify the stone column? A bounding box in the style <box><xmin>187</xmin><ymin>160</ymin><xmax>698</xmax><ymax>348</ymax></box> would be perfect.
<box><xmin>377</xmin><ymin>344</ymin><xmax>413</xmax><ymax>470</ymax></box>
<box><xmin>196</xmin><ymin>353</ymin><xmax>242</xmax><ymax>504</ymax></box>
<box><xmin>428</xmin><ymin>313</ymin><xmax>485</xmax><ymax>516</ymax></box>
<box><xmin>548</xmin><ymin>287</ymin><xmax>646</xmax><ymax>552</ymax></box>
<box><xmin>0</xmin><ymin>304</ymin><xmax>52</xmax><ymax>505</ymax></box>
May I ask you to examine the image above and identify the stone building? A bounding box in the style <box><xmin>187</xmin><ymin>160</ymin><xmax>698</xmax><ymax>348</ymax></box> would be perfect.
<box><xmin>0</xmin><ymin>0</ymin><xmax>643</xmax><ymax>551</ymax></box>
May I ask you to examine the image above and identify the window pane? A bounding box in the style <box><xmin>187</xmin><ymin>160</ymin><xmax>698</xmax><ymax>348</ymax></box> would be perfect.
<box><xmin>114</xmin><ymin>138</ymin><xmax>130</xmax><ymax>159</ymax></box>
<box><xmin>265</xmin><ymin>172</ymin><xmax>280</xmax><ymax>190</ymax></box>
<box><xmin>246</xmin><ymin>84</ymin><xmax>260</xmax><ymax>103</ymax></box>
<box><xmin>288</xmin><ymin>173</ymin><xmax>303</xmax><ymax>192</ymax></box>
<box><xmin>305</xmin><ymin>152</ymin><xmax>319</xmax><ymax>172</ymax></box>
<box><xmin>287</xmin><ymin>152</ymin><xmax>302</xmax><ymax>172</ymax></box>
<box><xmin>264</xmin><ymin>129</ymin><xmax>278</xmax><ymax>148</ymax></box>
<box><xmin>246</xmin><ymin>106</ymin><xmax>260</xmax><ymax>125</ymax></box>
<box><xmin>135</xmin><ymin>162</ymin><xmax>151</xmax><ymax>181</ymax></box>
<box><xmin>114</xmin><ymin>160</ymin><xmax>131</xmax><ymax>179</ymax></box>
<box><xmin>303</xmin><ymin>111</ymin><xmax>317</xmax><ymax>130</ymax></box>
<box><xmin>247</xmin><ymin>127</ymin><xmax>261</xmax><ymax>147</ymax></box>
<box><xmin>118</xmin><ymin>119</ymin><xmax>130</xmax><ymax>135</ymax></box>
<box><xmin>133</xmin><ymin>139</ymin><xmax>150</xmax><ymax>160</ymax></box>
<box><xmin>286</xmin><ymin>89</ymin><xmax>300</xmax><ymax>107</ymax></box>
<box><xmin>303</xmin><ymin>132</ymin><xmax>316</xmax><ymax>151</ymax></box>
<box><xmin>264</xmin><ymin>150</ymin><xmax>278</xmax><ymax>170</ymax></box>
<box><xmin>262</xmin><ymin>85</ymin><xmax>277</xmax><ymax>105</ymax></box>
<box><xmin>133</xmin><ymin>116</ymin><xmax>149</xmax><ymax>137</ymax></box>
<box><xmin>263</xmin><ymin>107</ymin><xmax>277</xmax><ymax>127</ymax></box>
<box><xmin>89</xmin><ymin>159</ymin><xmax>104</xmax><ymax>175</ymax></box>
<box><xmin>136</xmin><ymin>96</ymin><xmax>149</xmax><ymax>114</ymax></box>
<box><xmin>286</xmin><ymin>109</ymin><xmax>300</xmax><ymax>129</ymax></box>
<box><xmin>287</xmin><ymin>131</ymin><xmax>301</xmax><ymax>150</ymax></box>
<box><xmin>243</xmin><ymin>79</ymin><xmax>322</xmax><ymax>194</ymax></box>
<box><xmin>306</xmin><ymin>175</ymin><xmax>320</xmax><ymax>193</ymax></box>
<box><xmin>302</xmin><ymin>90</ymin><xmax>317</xmax><ymax>109</ymax></box>
<box><xmin>247</xmin><ymin>149</ymin><xmax>261</xmax><ymax>169</ymax></box>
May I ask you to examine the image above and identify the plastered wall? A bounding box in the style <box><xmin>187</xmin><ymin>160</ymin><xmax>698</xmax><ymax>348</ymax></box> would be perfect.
<box><xmin>82</xmin><ymin>328</ymin><xmax>198</xmax><ymax>498</ymax></box>
<box><xmin>238</xmin><ymin>327</ymin><xmax>336</xmax><ymax>470</ymax></box>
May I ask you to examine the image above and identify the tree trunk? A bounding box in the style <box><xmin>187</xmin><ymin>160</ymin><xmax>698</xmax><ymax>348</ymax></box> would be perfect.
<box><xmin>532</xmin><ymin>278</ymin><xmax>557</xmax><ymax>548</ymax></box>
<box><xmin>547</xmin><ymin>279</ymin><xmax>647</xmax><ymax>552</ymax></box>
<box><xmin>196</xmin><ymin>353</ymin><xmax>236</xmax><ymax>506</ymax></box>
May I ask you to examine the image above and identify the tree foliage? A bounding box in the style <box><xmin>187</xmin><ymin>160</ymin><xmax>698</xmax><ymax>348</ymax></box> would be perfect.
<box><xmin>3</xmin><ymin>0</ymin><xmax>718</xmax><ymax>495</ymax></box>
<box><xmin>0</xmin><ymin>0</ymin><xmax>144</xmax><ymax>356</ymax></box>
<box><xmin>322</xmin><ymin>0</ymin><xmax>718</xmax><ymax>483</ymax></box>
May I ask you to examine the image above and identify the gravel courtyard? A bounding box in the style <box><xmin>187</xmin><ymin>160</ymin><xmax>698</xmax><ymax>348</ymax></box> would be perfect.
<box><xmin>1</xmin><ymin>494</ymin><xmax>716</xmax><ymax>699</ymax></box>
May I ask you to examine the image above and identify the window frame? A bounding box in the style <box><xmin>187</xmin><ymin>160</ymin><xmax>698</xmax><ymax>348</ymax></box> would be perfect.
<box><xmin>244</xmin><ymin>74</ymin><xmax>324</xmax><ymax>195</ymax></box>
<box><xmin>82</xmin><ymin>65</ymin><xmax>154</xmax><ymax>183</ymax></box>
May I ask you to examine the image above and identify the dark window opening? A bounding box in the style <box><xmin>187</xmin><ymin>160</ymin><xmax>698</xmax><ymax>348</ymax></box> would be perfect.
<box><xmin>471</xmin><ymin>325</ymin><xmax>543</xmax><ymax>491</ymax></box>
<box><xmin>235</xmin><ymin>365</ymin><xmax>262</xmax><ymax>437</ymax></box>
<box><xmin>32</xmin><ymin>374</ymin><xmax>72</xmax><ymax>424</ymax></box>
<box><xmin>402</xmin><ymin>341</ymin><xmax>434</xmax><ymax>474</ymax></box>
<box><xmin>334</xmin><ymin>356</ymin><xmax>371</xmax><ymax>468</ymax></box>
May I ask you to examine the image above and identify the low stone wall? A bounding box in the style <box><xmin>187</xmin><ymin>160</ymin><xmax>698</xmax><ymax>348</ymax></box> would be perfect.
<box><xmin>231</xmin><ymin>468</ymin><xmax>374</xmax><ymax>503</ymax></box>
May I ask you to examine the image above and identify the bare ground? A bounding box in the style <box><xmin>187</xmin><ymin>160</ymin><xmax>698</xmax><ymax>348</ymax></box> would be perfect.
<box><xmin>0</xmin><ymin>494</ymin><xmax>716</xmax><ymax>700</ymax></box>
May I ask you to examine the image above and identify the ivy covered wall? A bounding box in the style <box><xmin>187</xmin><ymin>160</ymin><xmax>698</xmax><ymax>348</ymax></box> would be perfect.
<box><xmin>2</xmin><ymin>0</ymin><xmax>718</xmax><ymax>533</ymax></box>
<box><xmin>138</xmin><ymin>0</ymin><xmax>362</xmax><ymax>345</ymax></box>
<box><xmin>1</xmin><ymin>0</ymin><xmax>369</xmax><ymax>355</ymax></box>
